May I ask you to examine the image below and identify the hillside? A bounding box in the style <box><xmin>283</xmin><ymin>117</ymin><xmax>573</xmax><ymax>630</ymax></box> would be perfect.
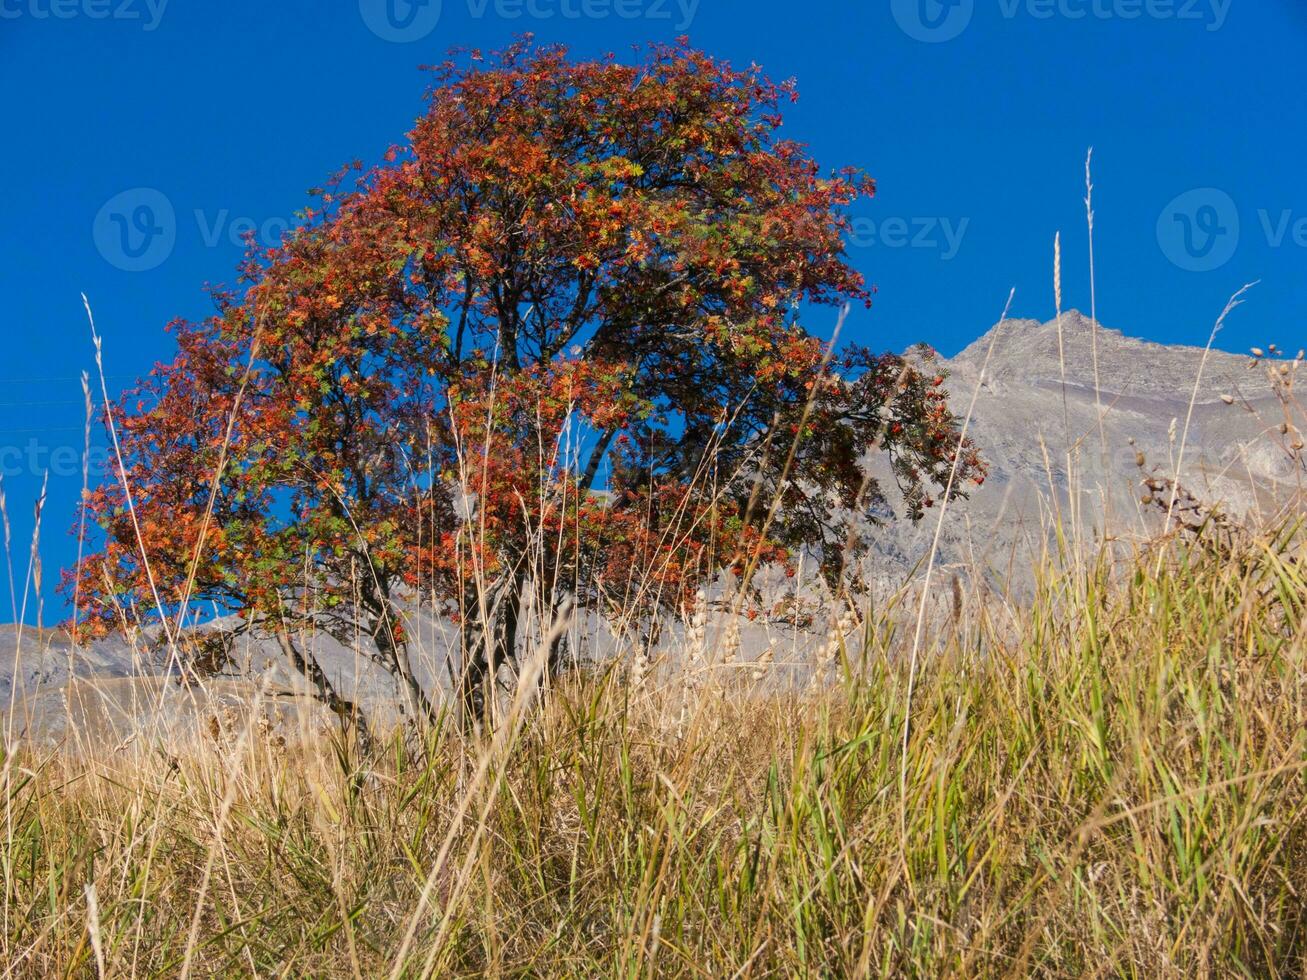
<box><xmin>863</xmin><ymin>311</ymin><xmax>1303</xmax><ymax>589</ymax></box>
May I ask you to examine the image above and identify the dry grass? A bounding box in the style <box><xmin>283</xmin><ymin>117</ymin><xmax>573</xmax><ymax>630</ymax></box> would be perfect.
<box><xmin>2</xmin><ymin>518</ymin><xmax>1304</xmax><ymax>977</ymax></box>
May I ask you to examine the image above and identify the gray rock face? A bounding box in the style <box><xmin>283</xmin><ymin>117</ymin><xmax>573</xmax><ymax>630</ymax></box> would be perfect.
<box><xmin>861</xmin><ymin>311</ymin><xmax>1304</xmax><ymax>591</ymax></box>
<box><xmin>0</xmin><ymin>625</ymin><xmax>141</xmax><ymax>707</ymax></box>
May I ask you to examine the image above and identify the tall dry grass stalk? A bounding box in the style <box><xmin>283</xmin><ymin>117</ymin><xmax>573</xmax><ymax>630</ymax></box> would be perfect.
<box><xmin>1085</xmin><ymin>147</ymin><xmax>1106</xmax><ymax>467</ymax></box>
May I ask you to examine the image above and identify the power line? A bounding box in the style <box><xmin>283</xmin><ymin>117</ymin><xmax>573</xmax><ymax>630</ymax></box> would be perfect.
<box><xmin>0</xmin><ymin>426</ymin><xmax>98</xmax><ymax>436</ymax></box>
<box><xmin>0</xmin><ymin>400</ymin><xmax>92</xmax><ymax>409</ymax></box>
<box><xmin>0</xmin><ymin>373</ymin><xmax>137</xmax><ymax>385</ymax></box>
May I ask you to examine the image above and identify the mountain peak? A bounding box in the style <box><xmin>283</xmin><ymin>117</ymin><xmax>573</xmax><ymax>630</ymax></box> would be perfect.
<box><xmin>948</xmin><ymin>312</ymin><xmax>1270</xmax><ymax>400</ymax></box>
<box><xmin>951</xmin><ymin>311</ymin><xmax>1124</xmax><ymax>365</ymax></box>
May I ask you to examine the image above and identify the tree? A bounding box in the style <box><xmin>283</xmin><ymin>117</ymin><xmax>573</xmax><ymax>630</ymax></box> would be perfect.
<box><xmin>67</xmin><ymin>38</ymin><xmax>984</xmax><ymax>735</ymax></box>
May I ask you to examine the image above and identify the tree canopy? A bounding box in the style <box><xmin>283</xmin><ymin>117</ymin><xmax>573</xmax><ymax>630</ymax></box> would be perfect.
<box><xmin>67</xmin><ymin>38</ymin><xmax>983</xmax><ymax>728</ymax></box>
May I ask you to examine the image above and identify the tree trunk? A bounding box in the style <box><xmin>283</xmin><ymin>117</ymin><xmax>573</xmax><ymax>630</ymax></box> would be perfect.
<box><xmin>545</xmin><ymin>625</ymin><xmax>570</xmax><ymax>685</ymax></box>
<box><xmin>458</xmin><ymin>567</ymin><xmax>525</xmax><ymax>729</ymax></box>
<box><xmin>459</xmin><ymin>588</ymin><xmax>493</xmax><ymax>728</ymax></box>
<box><xmin>496</xmin><ymin>567</ymin><xmax>525</xmax><ymax>675</ymax></box>
<box><xmin>276</xmin><ymin>629</ymin><xmax>374</xmax><ymax>755</ymax></box>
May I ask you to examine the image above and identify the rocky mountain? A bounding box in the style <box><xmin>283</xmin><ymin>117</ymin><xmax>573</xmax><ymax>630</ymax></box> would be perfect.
<box><xmin>862</xmin><ymin>311</ymin><xmax>1304</xmax><ymax>590</ymax></box>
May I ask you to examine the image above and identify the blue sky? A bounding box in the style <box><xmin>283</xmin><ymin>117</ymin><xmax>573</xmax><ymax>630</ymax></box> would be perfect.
<box><xmin>0</xmin><ymin>0</ymin><xmax>1303</xmax><ymax>621</ymax></box>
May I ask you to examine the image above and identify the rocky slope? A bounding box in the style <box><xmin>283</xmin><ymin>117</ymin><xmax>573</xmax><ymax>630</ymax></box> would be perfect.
<box><xmin>861</xmin><ymin>311</ymin><xmax>1304</xmax><ymax>590</ymax></box>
